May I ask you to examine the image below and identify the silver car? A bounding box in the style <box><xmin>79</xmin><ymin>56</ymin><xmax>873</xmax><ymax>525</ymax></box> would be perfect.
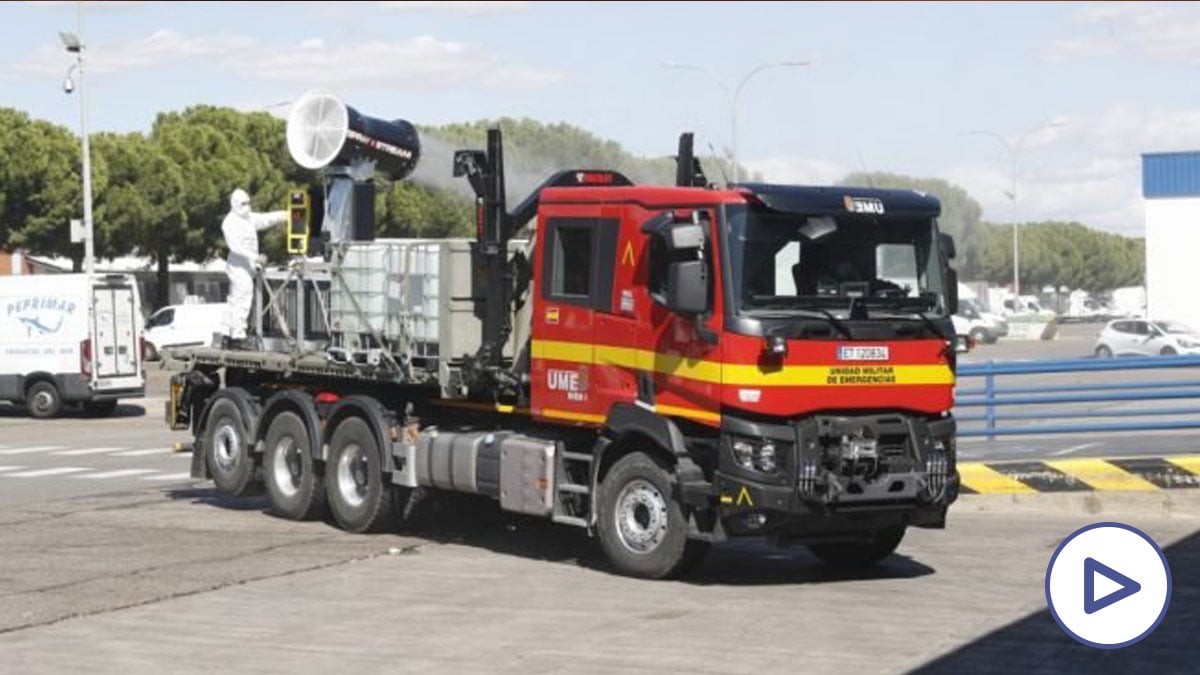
<box><xmin>1093</xmin><ymin>319</ymin><xmax>1200</xmax><ymax>357</ymax></box>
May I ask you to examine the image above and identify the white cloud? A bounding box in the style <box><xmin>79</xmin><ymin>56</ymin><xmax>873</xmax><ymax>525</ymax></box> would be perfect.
<box><xmin>1043</xmin><ymin>2</ymin><xmax>1200</xmax><ymax>64</ymax></box>
<box><xmin>379</xmin><ymin>1</ymin><xmax>531</xmax><ymax>16</ymax></box>
<box><xmin>10</xmin><ymin>29</ymin><xmax>563</xmax><ymax>90</ymax></box>
<box><xmin>951</xmin><ymin>104</ymin><xmax>1200</xmax><ymax>236</ymax></box>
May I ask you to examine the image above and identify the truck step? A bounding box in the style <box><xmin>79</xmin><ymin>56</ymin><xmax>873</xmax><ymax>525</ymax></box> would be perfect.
<box><xmin>561</xmin><ymin>451</ymin><xmax>593</xmax><ymax>463</ymax></box>
<box><xmin>557</xmin><ymin>483</ymin><xmax>590</xmax><ymax>494</ymax></box>
<box><xmin>552</xmin><ymin>514</ymin><xmax>588</xmax><ymax>528</ymax></box>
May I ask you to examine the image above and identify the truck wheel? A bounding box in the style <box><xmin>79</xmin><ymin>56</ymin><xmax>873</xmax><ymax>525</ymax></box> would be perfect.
<box><xmin>26</xmin><ymin>381</ymin><xmax>62</xmax><ymax>419</ymax></box>
<box><xmin>597</xmin><ymin>452</ymin><xmax>707</xmax><ymax>579</ymax></box>
<box><xmin>83</xmin><ymin>400</ymin><xmax>118</xmax><ymax>417</ymax></box>
<box><xmin>808</xmin><ymin>525</ymin><xmax>906</xmax><ymax>568</ymax></box>
<box><xmin>203</xmin><ymin>398</ymin><xmax>258</xmax><ymax>497</ymax></box>
<box><xmin>263</xmin><ymin>411</ymin><xmax>326</xmax><ymax>520</ymax></box>
<box><xmin>325</xmin><ymin>417</ymin><xmax>395</xmax><ymax>533</ymax></box>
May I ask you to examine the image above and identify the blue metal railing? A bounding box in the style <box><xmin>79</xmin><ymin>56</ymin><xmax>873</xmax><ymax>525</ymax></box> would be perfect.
<box><xmin>955</xmin><ymin>354</ymin><xmax>1200</xmax><ymax>438</ymax></box>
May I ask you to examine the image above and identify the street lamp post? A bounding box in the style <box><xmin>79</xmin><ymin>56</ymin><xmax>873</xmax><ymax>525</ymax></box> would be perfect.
<box><xmin>969</xmin><ymin>119</ymin><xmax>1067</xmax><ymax>304</ymax></box>
<box><xmin>663</xmin><ymin>60</ymin><xmax>810</xmax><ymax>183</ymax></box>
<box><xmin>60</xmin><ymin>9</ymin><xmax>94</xmax><ymax>278</ymax></box>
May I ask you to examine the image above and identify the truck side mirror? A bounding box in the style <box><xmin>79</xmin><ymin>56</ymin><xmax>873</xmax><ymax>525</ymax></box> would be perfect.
<box><xmin>945</xmin><ymin>267</ymin><xmax>959</xmax><ymax>315</ymax></box>
<box><xmin>666</xmin><ymin>260</ymin><xmax>708</xmax><ymax>316</ymax></box>
<box><xmin>939</xmin><ymin>233</ymin><xmax>957</xmax><ymax>260</ymax></box>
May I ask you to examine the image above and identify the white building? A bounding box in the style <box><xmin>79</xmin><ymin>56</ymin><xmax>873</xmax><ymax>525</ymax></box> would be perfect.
<box><xmin>1143</xmin><ymin>151</ymin><xmax>1200</xmax><ymax>329</ymax></box>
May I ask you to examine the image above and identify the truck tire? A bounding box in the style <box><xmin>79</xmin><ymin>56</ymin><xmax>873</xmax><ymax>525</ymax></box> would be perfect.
<box><xmin>263</xmin><ymin>411</ymin><xmax>326</xmax><ymax>521</ymax></box>
<box><xmin>26</xmin><ymin>381</ymin><xmax>62</xmax><ymax>419</ymax></box>
<box><xmin>83</xmin><ymin>400</ymin><xmax>118</xmax><ymax>417</ymax></box>
<box><xmin>596</xmin><ymin>452</ymin><xmax>707</xmax><ymax>579</ymax></box>
<box><xmin>325</xmin><ymin>416</ymin><xmax>395</xmax><ymax>533</ymax></box>
<box><xmin>808</xmin><ymin>525</ymin><xmax>906</xmax><ymax>568</ymax></box>
<box><xmin>203</xmin><ymin>398</ymin><xmax>258</xmax><ymax>497</ymax></box>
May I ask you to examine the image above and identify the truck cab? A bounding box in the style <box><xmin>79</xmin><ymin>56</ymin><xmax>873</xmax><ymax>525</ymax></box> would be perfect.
<box><xmin>527</xmin><ymin>180</ymin><xmax>959</xmax><ymax>547</ymax></box>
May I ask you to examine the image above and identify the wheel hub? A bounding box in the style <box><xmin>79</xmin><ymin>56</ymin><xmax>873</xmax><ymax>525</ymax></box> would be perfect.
<box><xmin>615</xmin><ymin>479</ymin><xmax>668</xmax><ymax>554</ymax></box>
<box><xmin>213</xmin><ymin>423</ymin><xmax>240</xmax><ymax>473</ymax></box>
<box><xmin>33</xmin><ymin>391</ymin><xmax>53</xmax><ymax>412</ymax></box>
<box><xmin>271</xmin><ymin>436</ymin><xmax>302</xmax><ymax>497</ymax></box>
<box><xmin>336</xmin><ymin>443</ymin><xmax>369</xmax><ymax>507</ymax></box>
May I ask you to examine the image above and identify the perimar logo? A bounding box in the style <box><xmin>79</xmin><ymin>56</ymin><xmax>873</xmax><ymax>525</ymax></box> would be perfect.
<box><xmin>5</xmin><ymin>296</ymin><xmax>76</xmax><ymax>337</ymax></box>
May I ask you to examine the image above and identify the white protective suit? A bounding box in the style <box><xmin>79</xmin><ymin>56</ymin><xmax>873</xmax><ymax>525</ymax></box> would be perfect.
<box><xmin>221</xmin><ymin>188</ymin><xmax>286</xmax><ymax>339</ymax></box>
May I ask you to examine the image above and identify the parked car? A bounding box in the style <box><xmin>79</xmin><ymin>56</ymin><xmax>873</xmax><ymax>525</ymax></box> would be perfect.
<box><xmin>954</xmin><ymin>298</ymin><xmax>1005</xmax><ymax>344</ymax></box>
<box><xmin>144</xmin><ymin>302</ymin><xmax>228</xmax><ymax>360</ymax></box>
<box><xmin>1093</xmin><ymin>319</ymin><xmax>1200</xmax><ymax>357</ymax></box>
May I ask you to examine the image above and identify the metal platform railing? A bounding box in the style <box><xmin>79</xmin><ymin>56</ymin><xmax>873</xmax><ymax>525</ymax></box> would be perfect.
<box><xmin>955</xmin><ymin>354</ymin><xmax>1200</xmax><ymax>439</ymax></box>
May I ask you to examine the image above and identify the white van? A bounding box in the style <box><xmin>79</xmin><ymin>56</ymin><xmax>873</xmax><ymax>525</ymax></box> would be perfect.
<box><xmin>0</xmin><ymin>273</ymin><xmax>145</xmax><ymax>418</ymax></box>
<box><xmin>144</xmin><ymin>302</ymin><xmax>228</xmax><ymax>359</ymax></box>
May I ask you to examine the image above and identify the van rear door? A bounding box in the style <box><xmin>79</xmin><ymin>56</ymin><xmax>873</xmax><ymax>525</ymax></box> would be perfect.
<box><xmin>92</xmin><ymin>279</ymin><xmax>140</xmax><ymax>380</ymax></box>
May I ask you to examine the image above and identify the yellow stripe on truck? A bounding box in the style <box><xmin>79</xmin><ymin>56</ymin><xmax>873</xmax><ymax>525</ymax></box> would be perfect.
<box><xmin>532</xmin><ymin>339</ymin><xmax>954</xmax><ymax>387</ymax></box>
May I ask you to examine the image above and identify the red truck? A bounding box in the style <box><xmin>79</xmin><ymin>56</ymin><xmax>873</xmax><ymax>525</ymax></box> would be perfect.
<box><xmin>166</xmin><ymin>93</ymin><xmax>962</xmax><ymax>578</ymax></box>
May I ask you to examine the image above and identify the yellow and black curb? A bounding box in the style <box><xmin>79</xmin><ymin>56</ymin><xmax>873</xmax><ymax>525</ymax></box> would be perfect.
<box><xmin>958</xmin><ymin>455</ymin><xmax>1200</xmax><ymax>494</ymax></box>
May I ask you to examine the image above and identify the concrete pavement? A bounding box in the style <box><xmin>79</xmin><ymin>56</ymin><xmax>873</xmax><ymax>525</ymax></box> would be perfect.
<box><xmin>0</xmin><ymin>486</ymin><xmax>1196</xmax><ymax>674</ymax></box>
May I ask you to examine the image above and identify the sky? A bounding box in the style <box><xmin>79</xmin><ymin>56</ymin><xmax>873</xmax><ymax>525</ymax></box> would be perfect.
<box><xmin>4</xmin><ymin>1</ymin><xmax>1200</xmax><ymax>237</ymax></box>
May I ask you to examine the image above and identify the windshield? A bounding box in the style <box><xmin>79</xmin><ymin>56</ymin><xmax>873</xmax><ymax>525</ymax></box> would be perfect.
<box><xmin>724</xmin><ymin>204</ymin><xmax>949</xmax><ymax>317</ymax></box>
<box><xmin>1154</xmin><ymin>320</ymin><xmax>1195</xmax><ymax>334</ymax></box>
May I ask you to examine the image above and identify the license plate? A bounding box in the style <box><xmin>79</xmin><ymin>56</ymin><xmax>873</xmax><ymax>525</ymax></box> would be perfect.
<box><xmin>838</xmin><ymin>346</ymin><xmax>890</xmax><ymax>361</ymax></box>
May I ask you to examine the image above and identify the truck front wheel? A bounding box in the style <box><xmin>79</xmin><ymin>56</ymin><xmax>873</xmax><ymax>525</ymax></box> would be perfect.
<box><xmin>325</xmin><ymin>417</ymin><xmax>395</xmax><ymax>533</ymax></box>
<box><xmin>597</xmin><ymin>452</ymin><xmax>707</xmax><ymax>579</ymax></box>
<box><xmin>203</xmin><ymin>398</ymin><xmax>258</xmax><ymax>497</ymax></box>
<box><xmin>808</xmin><ymin>525</ymin><xmax>906</xmax><ymax>568</ymax></box>
<box><xmin>263</xmin><ymin>411</ymin><xmax>326</xmax><ymax>521</ymax></box>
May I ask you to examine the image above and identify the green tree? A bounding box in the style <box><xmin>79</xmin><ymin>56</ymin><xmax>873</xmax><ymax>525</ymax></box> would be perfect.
<box><xmin>0</xmin><ymin>108</ymin><xmax>97</xmax><ymax>269</ymax></box>
<box><xmin>93</xmin><ymin>132</ymin><xmax>188</xmax><ymax>309</ymax></box>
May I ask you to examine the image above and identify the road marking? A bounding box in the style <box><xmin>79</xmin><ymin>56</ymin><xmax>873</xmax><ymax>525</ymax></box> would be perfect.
<box><xmin>55</xmin><ymin>447</ymin><xmax>129</xmax><ymax>456</ymax></box>
<box><xmin>0</xmin><ymin>466</ymin><xmax>28</xmax><ymax>473</ymax></box>
<box><xmin>1167</xmin><ymin>455</ymin><xmax>1200</xmax><ymax>475</ymax></box>
<box><xmin>111</xmin><ymin>448</ymin><xmax>172</xmax><ymax>457</ymax></box>
<box><xmin>1045</xmin><ymin>458</ymin><xmax>1160</xmax><ymax>492</ymax></box>
<box><xmin>1050</xmin><ymin>442</ymin><xmax>1102</xmax><ymax>457</ymax></box>
<box><xmin>958</xmin><ymin>463</ymin><xmax>1037</xmax><ymax>494</ymax></box>
<box><xmin>140</xmin><ymin>472</ymin><xmax>191</xmax><ymax>481</ymax></box>
<box><xmin>75</xmin><ymin>469</ymin><xmax>159</xmax><ymax>479</ymax></box>
<box><xmin>4</xmin><ymin>467</ymin><xmax>90</xmax><ymax>478</ymax></box>
<box><xmin>0</xmin><ymin>446</ymin><xmax>66</xmax><ymax>455</ymax></box>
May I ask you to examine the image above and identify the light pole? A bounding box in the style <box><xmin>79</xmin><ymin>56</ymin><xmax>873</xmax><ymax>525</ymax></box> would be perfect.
<box><xmin>663</xmin><ymin>60</ymin><xmax>810</xmax><ymax>183</ymax></box>
<box><xmin>968</xmin><ymin>119</ymin><xmax>1067</xmax><ymax>304</ymax></box>
<box><xmin>60</xmin><ymin>4</ymin><xmax>94</xmax><ymax>278</ymax></box>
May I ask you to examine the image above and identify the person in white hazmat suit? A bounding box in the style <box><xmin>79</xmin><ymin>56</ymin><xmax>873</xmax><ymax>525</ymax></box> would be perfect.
<box><xmin>221</xmin><ymin>188</ymin><xmax>286</xmax><ymax>347</ymax></box>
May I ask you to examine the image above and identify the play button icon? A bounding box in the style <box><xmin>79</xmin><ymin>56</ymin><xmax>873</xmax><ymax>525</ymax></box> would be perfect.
<box><xmin>1083</xmin><ymin>557</ymin><xmax>1140</xmax><ymax>614</ymax></box>
<box><xmin>1046</xmin><ymin>522</ymin><xmax>1171</xmax><ymax>649</ymax></box>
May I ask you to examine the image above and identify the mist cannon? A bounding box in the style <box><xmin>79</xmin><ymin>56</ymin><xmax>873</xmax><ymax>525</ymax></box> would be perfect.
<box><xmin>286</xmin><ymin>89</ymin><xmax>421</xmax><ymax>181</ymax></box>
<box><xmin>287</xmin><ymin>90</ymin><xmax>422</xmax><ymax>245</ymax></box>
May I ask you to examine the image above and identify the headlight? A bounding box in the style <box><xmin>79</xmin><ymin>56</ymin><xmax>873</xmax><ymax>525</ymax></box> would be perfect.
<box><xmin>730</xmin><ymin>439</ymin><xmax>781</xmax><ymax>473</ymax></box>
<box><xmin>732</xmin><ymin>440</ymin><xmax>755</xmax><ymax>470</ymax></box>
<box><xmin>1178</xmin><ymin>339</ymin><xmax>1200</xmax><ymax>349</ymax></box>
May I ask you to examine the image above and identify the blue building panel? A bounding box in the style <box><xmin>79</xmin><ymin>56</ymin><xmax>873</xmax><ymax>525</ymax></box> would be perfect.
<box><xmin>1143</xmin><ymin>151</ymin><xmax>1200</xmax><ymax>198</ymax></box>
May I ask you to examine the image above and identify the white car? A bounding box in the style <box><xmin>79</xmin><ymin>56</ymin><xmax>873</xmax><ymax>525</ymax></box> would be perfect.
<box><xmin>953</xmin><ymin>299</ymin><xmax>1005</xmax><ymax>344</ymax></box>
<box><xmin>1093</xmin><ymin>319</ymin><xmax>1200</xmax><ymax>357</ymax></box>
<box><xmin>144</xmin><ymin>303</ymin><xmax>228</xmax><ymax>360</ymax></box>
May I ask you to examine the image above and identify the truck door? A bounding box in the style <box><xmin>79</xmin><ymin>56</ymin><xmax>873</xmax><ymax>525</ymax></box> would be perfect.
<box><xmin>530</xmin><ymin>214</ymin><xmax>619</xmax><ymax>424</ymax></box>
<box><xmin>93</xmin><ymin>280</ymin><xmax>139</xmax><ymax>378</ymax></box>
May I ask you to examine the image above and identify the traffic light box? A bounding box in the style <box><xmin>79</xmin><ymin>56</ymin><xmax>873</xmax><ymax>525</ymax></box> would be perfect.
<box><xmin>287</xmin><ymin>190</ymin><xmax>310</xmax><ymax>255</ymax></box>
